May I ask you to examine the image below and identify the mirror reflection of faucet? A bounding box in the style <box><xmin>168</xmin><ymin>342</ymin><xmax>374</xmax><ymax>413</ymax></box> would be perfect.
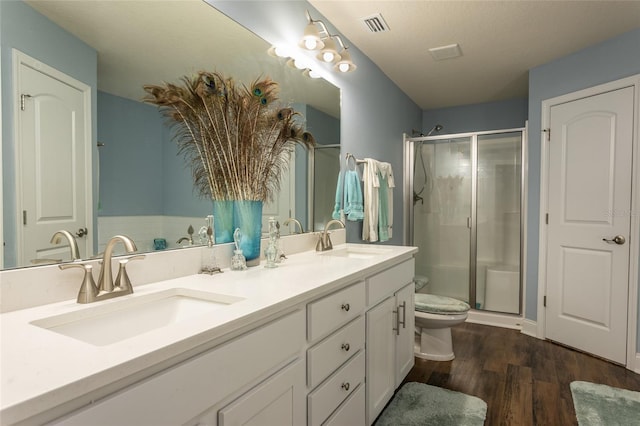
<box><xmin>176</xmin><ymin>225</ymin><xmax>195</xmax><ymax>246</ymax></box>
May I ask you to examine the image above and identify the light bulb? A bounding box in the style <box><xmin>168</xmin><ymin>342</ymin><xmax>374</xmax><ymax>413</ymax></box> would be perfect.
<box><xmin>338</xmin><ymin>63</ymin><xmax>350</xmax><ymax>72</ymax></box>
<box><xmin>304</xmin><ymin>38</ymin><xmax>318</xmax><ymax>50</ymax></box>
<box><xmin>322</xmin><ymin>51</ymin><xmax>335</xmax><ymax>62</ymax></box>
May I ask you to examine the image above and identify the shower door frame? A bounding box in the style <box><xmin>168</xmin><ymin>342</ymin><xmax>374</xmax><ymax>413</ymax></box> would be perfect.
<box><xmin>403</xmin><ymin>128</ymin><xmax>526</xmax><ymax>314</ymax></box>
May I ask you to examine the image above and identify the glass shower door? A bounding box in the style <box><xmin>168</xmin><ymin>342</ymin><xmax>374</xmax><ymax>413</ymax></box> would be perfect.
<box><xmin>474</xmin><ymin>132</ymin><xmax>522</xmax><ymax>313</ymax></box>
<box><xmin>414</xmin><ymin>137</ymin><xmax>472</xmax><ymax>303</ymax></box>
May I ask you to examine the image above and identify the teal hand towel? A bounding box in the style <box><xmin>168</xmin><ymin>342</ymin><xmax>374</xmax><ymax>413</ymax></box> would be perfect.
<box><xmin>344</xmin><ymin>170</ymin><xmax>364</xmax><ymax>221</ymax></box>
<box><xmin>332</xmin><ymin>171</ymin><xmax>343</xmax><ymax>220</ymax></box>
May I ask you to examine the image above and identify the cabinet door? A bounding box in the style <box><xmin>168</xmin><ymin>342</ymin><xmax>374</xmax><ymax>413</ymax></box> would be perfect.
<box><xmin>395</xmin><ymin>282</ymin><xmax>415</xmax><ymax>387</ymax></box>
<box><xmin>365</xmin><ymin>297</ymin><xmax>395</xmax><ymax>425</ymax></box>
<box><xmin>218</xmin><ymin>358</ymin><xmax>305</xmax><ymax>426</ymax></box>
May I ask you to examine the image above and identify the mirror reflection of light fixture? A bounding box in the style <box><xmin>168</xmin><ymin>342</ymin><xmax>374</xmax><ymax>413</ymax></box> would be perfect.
<box><xmin>287</xmin><ymin>57</ymin><xmax>309</xmax><ymax>70</ymax></box>
<box><xmin>303</xmin><ymin>68</ymin><xmax>322</xmax><ymax>79</ymax></box>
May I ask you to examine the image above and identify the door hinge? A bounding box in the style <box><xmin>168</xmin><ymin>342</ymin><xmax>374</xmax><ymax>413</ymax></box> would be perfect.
<box><xmin>20</xmin><ymin>94</ymin><xmax>32</xmax><ymax>111</ymax></box>
<box><xmin>543</xmin><ymin>296</ymin><xmax>547</xmax><ymax>307</ymax></box>
<box><xmin>23</xmin><ymin>210</ymin><xmax>27</xmax><ymax>225</ymax></box>
<box><xmin>545</xmin><ymin>213</ymin><xmax>549</xmax><ymax>225</ymax></box>
<box><xmin>542</xmin><ymin>128</ymin><xmax>550</xmax><ymax>141</ymax></box>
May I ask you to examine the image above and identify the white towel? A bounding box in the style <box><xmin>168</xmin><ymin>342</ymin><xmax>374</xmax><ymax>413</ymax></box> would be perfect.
<box><xmin>362</xmin><ymin>158</ymin><xmax>380</xmax><ymax>242</ymax></box>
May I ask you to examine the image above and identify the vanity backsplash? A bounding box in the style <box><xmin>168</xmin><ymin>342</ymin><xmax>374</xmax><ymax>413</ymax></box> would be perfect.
<box><xmin>0</xmin><ymin>230</ymin><xmax>345</xmax><ymax>314</ymax></box>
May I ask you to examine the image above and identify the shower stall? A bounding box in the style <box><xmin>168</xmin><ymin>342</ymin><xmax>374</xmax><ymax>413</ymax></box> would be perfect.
<box><xmin>404</xmin><ymin>128</ymin><xmax>525</xmax><ymax>315</ymax></box>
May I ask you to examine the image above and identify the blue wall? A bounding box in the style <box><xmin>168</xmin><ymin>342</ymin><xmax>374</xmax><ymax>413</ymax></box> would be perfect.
<box><xmin>210</xmin><ymin>1</ymin><xmax>422</xmax><ymax>246</ymax></box>
<box><xmin>423</xmin><ymin>98</ymin><xmax>528</xmax><ymax>134</ymax></box>
<box><xmin>1</xmin><ymin>0</ymin><xmax>97</xmax><ymax>266</ymax></box>
<box><xmin>98</xmin><ymin>91</ymin><xmax>212</xmax><ymax>218</ymax></box>
<box><xmin>527</xmin><ymin>28</ymin><xmax>640</xmax><ymax>351</ymax></box>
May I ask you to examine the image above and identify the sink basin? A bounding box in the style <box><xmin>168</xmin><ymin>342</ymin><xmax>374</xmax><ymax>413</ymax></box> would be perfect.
<box><xmin>321</xmin><ymin>245</ymin><xmax>392</xmax><ymax>259</ymax></box>
<box><xmin>30</xmin><ymin>288</ymin><xmax>244</xmax><ymax>346</ymax></box>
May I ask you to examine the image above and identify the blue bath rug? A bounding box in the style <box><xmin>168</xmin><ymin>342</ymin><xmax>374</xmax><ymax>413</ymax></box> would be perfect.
<box><xmin>375</xmin><ymin>382</ymin><xmax>487</xmax><ymax>426</ymax></box>
<box><xmin>570</xmin><ymin>381</ymin><xmax>640</xmax><ymax>426</ymax></box>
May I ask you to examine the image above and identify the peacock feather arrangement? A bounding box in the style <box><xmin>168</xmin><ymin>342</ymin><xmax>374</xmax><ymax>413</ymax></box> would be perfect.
<box><xmin>143</xmin><ymin>71</ymin><xmax>315</xmax><ymax>202</ymax></box>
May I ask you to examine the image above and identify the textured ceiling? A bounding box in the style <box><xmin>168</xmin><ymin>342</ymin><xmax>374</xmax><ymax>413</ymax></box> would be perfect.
<box><xmin>309</xmin><ymin>0</ymin><xmax>640</xmax><ymax>109</ymax></box>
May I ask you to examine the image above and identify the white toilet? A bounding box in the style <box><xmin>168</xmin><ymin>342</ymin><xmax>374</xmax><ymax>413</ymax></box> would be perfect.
<box><xmin>413</xmin><ymin>276</ymin><xmax>470</xmax><ymax>361</ymax></box>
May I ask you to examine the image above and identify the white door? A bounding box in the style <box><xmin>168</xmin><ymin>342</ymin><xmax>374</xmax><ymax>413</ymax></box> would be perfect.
<box><xmin>16</xmin><ymin>53</ymin><xmax>91</xmax><ymax>265</ymax></box>
<box><xmin>545</xmin><ymin>87</ymin><xmax>634</xmax><ymax>364</ymax></box>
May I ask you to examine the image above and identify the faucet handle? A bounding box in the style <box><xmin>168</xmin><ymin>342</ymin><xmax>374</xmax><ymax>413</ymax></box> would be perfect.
<box><xmin>114</xmin><ymin>255</ymin><xmax>145</xmax><ymax>294</ymax></box>
<box><xmin>59</xmin><ymin>262</ymin><xmax>98</xmax><ymax>304</ymax></box>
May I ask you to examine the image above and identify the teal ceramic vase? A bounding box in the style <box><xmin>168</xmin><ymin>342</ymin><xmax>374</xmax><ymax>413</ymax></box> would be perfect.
<box><xmin>213</xmin><ymin>200</ymin><xmax>234</xmax><ymax>244</ymax></box>
<box><xmin>233</xmin><ymin>200</ymin><xmax>263</xmax><ymax>266</ymax></box>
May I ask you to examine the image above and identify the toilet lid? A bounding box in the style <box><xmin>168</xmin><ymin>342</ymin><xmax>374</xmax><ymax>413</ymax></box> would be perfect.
<box><xmin>415</xmin><ymin>294</ymin><xmax>471</xmax><ymax>314</ymax></box>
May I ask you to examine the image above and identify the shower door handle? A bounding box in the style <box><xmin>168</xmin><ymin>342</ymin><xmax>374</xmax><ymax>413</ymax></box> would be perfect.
<box><xmin>603</xmin><ymin>235</ymin><xmax>626</xmax><ymax>245</ymax></box>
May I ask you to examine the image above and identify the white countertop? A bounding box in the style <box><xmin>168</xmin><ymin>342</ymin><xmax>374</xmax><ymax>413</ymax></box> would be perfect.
<box><xmin>0</xmin><ymin>244</ymin><xmax>417</xmax><ymax>425</ymax></box>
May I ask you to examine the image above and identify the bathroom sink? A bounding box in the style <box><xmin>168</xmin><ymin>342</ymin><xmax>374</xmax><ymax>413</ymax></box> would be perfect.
<box><xmin>321</xmin><ymin>245</ymin><xmax>392</xmax><ymax>259</ymax></box>
<box><xmin>30</xmin><ymin>288</ymin><xmax>244</xmax><ymax>346</ymax></box>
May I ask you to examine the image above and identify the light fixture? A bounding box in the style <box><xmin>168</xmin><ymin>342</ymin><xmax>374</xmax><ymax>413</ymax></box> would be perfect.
<box><xmin>334</xmin><ymin>48</ymin><xmax>356</xmax><ymax>73</ymax></box>
<box><xmin>300</xmin><ymin>12</ymin><xmax>356</xmax><ymax>73</ymax></box>
<box><xmin>318</xmin><ymin>36</ymin><xmax>341</xmax><ymax>63</ymax></box>
<box><xmin>300</xmin><ymin>10</ymin><xmax>328</xmax><ymax>51</ymax></box>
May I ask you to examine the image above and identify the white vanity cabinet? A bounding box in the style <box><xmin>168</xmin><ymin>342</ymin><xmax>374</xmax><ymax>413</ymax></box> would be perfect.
<box><xmin>364</xmin><ymin>259</ymin><xmax>415</xmax><ymax>425</ymax></box>
<box><xmin>50</xmin><ymin>309</ymin><xmax>306</xmax><ymax>426</ymax></box>
<box><xmin>5</xmin><ymin>248</ymin><xmax>419</xmax><ymax>426</ymax></box>
<box><xmin>306</xmin><ymin>281</ymin><xmax>366</xmax><ymax>426</ymax></box>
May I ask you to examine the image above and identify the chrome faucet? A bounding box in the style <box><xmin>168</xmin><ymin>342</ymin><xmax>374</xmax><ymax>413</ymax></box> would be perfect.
<box><xmin>283</xmin><ymin>217</ymin><xmax>304</xmax><ymax>234</ymax></box>
<box><xmin>50</xmin><ymin>230</ymin><xmax>81</xmax><ymax>261</ymax></box>
<box><xmin>316</xmin><ymin>219</ymin><xmax>345</xmax><ymax>251</ymax></box>
<box><xmin>97</xmin><ymin>235</ymin><xmax>138</xmax><ymax>293</ymax></box>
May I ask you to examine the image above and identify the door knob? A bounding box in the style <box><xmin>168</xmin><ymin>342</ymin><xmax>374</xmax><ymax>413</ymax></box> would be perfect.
<box><xmin>76</xmin><ymin>227</ymin><xmax>88</xmax><ymax>238</ymax></box>
<box><xmin>603</xmin><ymin>235</ymin><xmax>625</xmax><ymax>245</ymax></box>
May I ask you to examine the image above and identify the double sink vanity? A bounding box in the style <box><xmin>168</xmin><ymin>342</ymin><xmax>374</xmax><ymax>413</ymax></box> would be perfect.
<box><xmin>1</xmin><ymin>231</ymin><xmax>418</xmax><ymax>426</ymax></box>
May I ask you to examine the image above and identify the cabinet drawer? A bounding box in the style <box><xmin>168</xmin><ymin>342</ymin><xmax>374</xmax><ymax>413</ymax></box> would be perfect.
<box><xmin>308</xmin><ymin>281</ymin><xmax>365</xmax><ymax>342</ymax></box>
<box><xmin>366</xmin><ymin>258</ymin><xmax>414</xmax><ymax>307</ymax></box>
<box><xmin>308</xmin><ymin>350</ymin><xmax>365</xmax><ymax>426</ymax></box>
<box><xmin>307</xmin><ymin>316</ymin><xmax>365</xmax><ymax>388</ymax></box>
<box><xmin>52</xmin><ymin>309</ymin><xmax>305</xmax><ymax>426</ymax></box>
<box><xmin>323</xmin><ymin>383</ymin><xmax>365</xmax><ymax>426</ymax></box>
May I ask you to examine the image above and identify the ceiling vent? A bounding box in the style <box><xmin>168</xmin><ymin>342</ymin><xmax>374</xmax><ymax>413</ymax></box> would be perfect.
<box><xmin>428</xmin><ymin>44</ymin><xmax>462</xmax><ymax>61</ymax></box>
<box><xmin>360</xmin><ymin>13</ymin><xmax>389</xmax><ymax>33</ymax></box>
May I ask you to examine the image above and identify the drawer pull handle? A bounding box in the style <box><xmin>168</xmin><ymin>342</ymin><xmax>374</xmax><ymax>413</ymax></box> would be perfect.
<box><xmin>341</xmin><ymin>303</ymin><xmax>350</xmax><ymax>312</ymax></box>
<box><xmin>341</xmin><ymin>382</ymin><xmax>350</xmax><ymax>391</ymax></box>
<box><xmin>341</xmin><ymin>343</ymin><xmax>350</xmax><ymax>352</ymax></box>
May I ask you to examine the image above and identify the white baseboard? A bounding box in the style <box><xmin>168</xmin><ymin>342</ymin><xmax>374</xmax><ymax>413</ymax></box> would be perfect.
<box><xmin>520</xmin><ymin>319</ymin><xmax>540</xmax><ymax>339</ymax></box>
<box><xmin>466</xmin><ymin>310</ymin><xmax>522</xmax><ymax>330</ymax></box>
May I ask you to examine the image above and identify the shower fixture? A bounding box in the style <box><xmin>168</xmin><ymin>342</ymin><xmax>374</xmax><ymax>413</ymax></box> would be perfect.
<box><xmin>412</xmin><ymin>124</ymin><xmax>444</xmax><ymax>205</ymax></box>
<box><xmin>411</xmin><ymin>124</ymin><xmax>444</xmax><ymax>138</ymax></box>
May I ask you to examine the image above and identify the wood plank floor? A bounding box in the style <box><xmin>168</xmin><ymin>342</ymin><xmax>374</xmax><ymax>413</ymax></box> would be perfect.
<box><xmin>402</xmin><ymin>322</ymin><xmax>640</xmax><ymax>425</ymax></box>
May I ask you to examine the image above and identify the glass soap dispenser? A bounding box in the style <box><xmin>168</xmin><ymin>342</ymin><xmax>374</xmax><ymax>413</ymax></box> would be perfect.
<box><xmin>264</xmin><ymin>217</ymin><xmax>279</xmax><ymax>268</ymax></box>
<box><xmin>231</xmin><ymin>228</ymin><xmax>247</xmax><ymax>271</ymax></box>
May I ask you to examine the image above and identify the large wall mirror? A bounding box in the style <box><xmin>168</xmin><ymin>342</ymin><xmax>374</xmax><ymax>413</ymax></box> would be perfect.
<box><xmin>1</xmin><ymin>0</ymin><xmax>340</xmax><ymax>269</ymax></box>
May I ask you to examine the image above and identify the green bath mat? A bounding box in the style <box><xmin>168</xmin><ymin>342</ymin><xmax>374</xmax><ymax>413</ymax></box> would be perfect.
<box><xmin>375</xmin><ymin>382</ymin><xmax>487</xmax><ymax>426</ymax></box>
<box><xmin>570</xmin><ymin>381</ymin><xmax>640</xmax><ymax>426</ymax></box>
